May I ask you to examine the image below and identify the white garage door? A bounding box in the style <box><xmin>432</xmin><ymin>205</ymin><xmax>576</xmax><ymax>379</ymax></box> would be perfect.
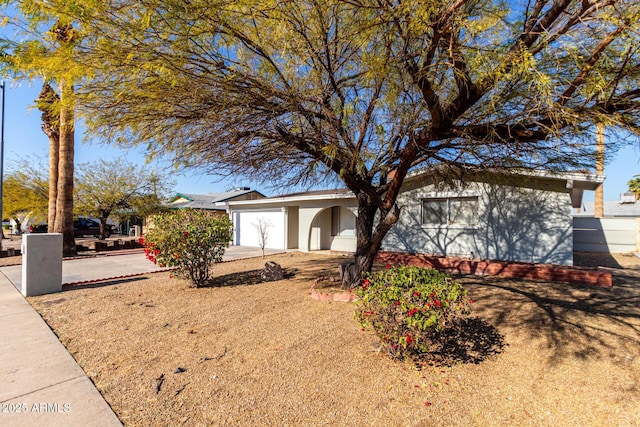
<box><xmin>234</xmin><ymin>210</ymin><xmax>285</xmax><ymax>249</ymax></box>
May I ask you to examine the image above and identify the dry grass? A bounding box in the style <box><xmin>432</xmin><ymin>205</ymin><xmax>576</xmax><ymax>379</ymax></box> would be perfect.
<box><xmin>26</xmin><ymin>252</ymin><xmax>640</xmax><ymax>427</ymax></box>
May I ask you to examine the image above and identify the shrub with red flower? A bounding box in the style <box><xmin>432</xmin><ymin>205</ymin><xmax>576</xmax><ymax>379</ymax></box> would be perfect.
<box><xmin>141</xmin><ymin>209</ymin><xmax>233</xmax><ymax>287</ymax></box>
<box><xmin>355</xmin><ymin>265</ymin><xmax>472</xmax><ymax>361</ymax></box>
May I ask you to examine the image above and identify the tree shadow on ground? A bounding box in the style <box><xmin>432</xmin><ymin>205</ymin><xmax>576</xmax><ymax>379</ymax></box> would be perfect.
<box><xmin>458</xmin><ymin>274</ymin><xmax>640</xmax><ymax>363</ymax></box>
<box><xmin>291</xmin><ymin>257</ymin><xmax>352</xmax><ymax>281</ymax></box>
<box><xmin>436</xmin><ymin>317</ymin><xmax>507</xmax><ymax>365</ymax></box>
<box><xmin>573</xmin><ymin>252</ymin><xmax>625</xmax><ymax>269</ymax></box>
<box><xmin>204</xmin><ymin>268</ymin><xmax>298</xmax><ymax>288</ymax></box>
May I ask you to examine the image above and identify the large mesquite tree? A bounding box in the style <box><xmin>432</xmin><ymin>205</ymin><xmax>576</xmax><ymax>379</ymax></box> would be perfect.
<box><xmin>11</xmin><ymin>0</ymin><xmax>640</xmax><ymax>286</ymax></box>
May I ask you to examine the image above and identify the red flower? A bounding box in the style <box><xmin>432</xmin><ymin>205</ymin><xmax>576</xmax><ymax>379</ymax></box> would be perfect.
<box><xmin>425</xmin><ymin>401</ymin><xmax>432</xmax><ymax>407</ymax></box>
<box><xmin>407</xmin><ymin>308</ymin><xmax>419</xmax><ymax>317</ymax></box>
<box><xmin>362</xmin><ymin>278</ymin><xmax>370</xmax><ymax>289</ymax></box>
<box><xmin>434</xmin><ymin>300</ymin><xmax>441</xmax><ymax>307</ymax></box>
<box><xmin>405</xmin><ymin>334</ymin><xmax>414</xmax><ymax>344</ymax></box>
<box><xmin>385</xmin><ymin>264</ymin><xmax>392</xmax><ymax>269</ymax></box>
<box><xmin>182</xmin><ymin>230</ymin><xmax>189</xmax><ymax>237</ymax></box>
<box><xmin>413</xmin><ymin>291</ymin><xmax>421</xmax><ymax>298</ymax></box>
<box><xmin>395</xmin><ymin>301</ymin><xmax>401</xmax><ymax>306</ymax></box>
<box><xmin>154</xmin><ymin>249</ymin><xmax>161</xmax><ymax>255</ymax></box>
<box><xmin>468</xmin><ymin>298</ymin><xmax>474</xmax><ymax>304</ymax></box>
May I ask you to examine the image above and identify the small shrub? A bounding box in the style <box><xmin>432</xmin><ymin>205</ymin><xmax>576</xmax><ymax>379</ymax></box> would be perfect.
<box><xmin>141</xmin><ymin>209</ymin><xmax>233</xmax><ymax>287</ymax></box>
<box><xmin>355</xmin><ymin>265</ymin><xmax>473</xmax><ymax>361</ymax></box>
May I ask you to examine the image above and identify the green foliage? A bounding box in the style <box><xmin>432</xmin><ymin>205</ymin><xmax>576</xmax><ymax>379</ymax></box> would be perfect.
<box><xmin>142</xmin><ymin>209</ymin><xmax>233</xmax><ymax>287</ymax></box>
<box><xmin>628</xmin><ymin>175</ymin><xmax>640</xmax><ymax>198</ymax></box>
<box><xmin>2</xmin><ymin>158</ymin><xmax>49</xmax><ymax>224</ymax></box>
<box><xmin>75</xmin><ymin>157</ymin><xmax>174</xmax><ymax>237</ymax></box>
<box><xmin>355</xmin><ymin>265</ymin><xmax>472</xmax><ymax>361</ymax></box>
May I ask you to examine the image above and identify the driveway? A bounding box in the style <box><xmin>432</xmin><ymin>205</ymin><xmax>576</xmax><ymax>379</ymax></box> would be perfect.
<box><xmin>0</xmin><ymin>246</ymin><xmax>285</xmax><ymax>289</ymax></box>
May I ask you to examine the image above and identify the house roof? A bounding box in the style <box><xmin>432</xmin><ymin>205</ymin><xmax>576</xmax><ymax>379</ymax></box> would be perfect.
<box><xmin>577</xmin><ymin>200</ymin><xmax>640</xmax><ymax>217</ymax></box>
<box><xmin>168</xmin><ymin>188</ymin><xmax>265</xmax><ymax>210</ymax></box>
<box><xmin>404</xmin><ymin>167</ymin><xmax>603</xmax><ymax>209</ymax></box>
<box><xmin>228</xmin><ymin>168</ymin><xmax>602</xmax><ymax>208</ymax></box>
<box><xmin>229</xmin><ymin>188</ymin><xmax>354</xmax><ymax>206</ymax></box>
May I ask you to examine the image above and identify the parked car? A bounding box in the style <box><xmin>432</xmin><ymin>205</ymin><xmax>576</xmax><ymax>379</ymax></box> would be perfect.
<box><xmin>28</xmin><ymin>218</ymin><xmax>116</xmax><ymax>238</ymax></box>
<box><xmin>28</xmin><ymin>224</ymin><xmax>48</xmax><ymax>233</ymax></box>
<box><xmin>74</xmin><ymin>218</ymin><xmax>115</xmax><ymax>238</ymax></box>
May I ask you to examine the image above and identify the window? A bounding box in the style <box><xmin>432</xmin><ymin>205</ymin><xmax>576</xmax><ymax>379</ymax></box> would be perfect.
<box><xmin>331</xmin><ymin>206</ymin><xmax>340</xmax><ymax>236</ymax></box>
<box><xmin>330</xmin><ymin>206</ymin><xmax>355</xmax><ymax>236</ymax></box>
<box><xmin>422</xmin><ymin>197</ymin><xmax>478</xmax><ymax>226</ymax></box>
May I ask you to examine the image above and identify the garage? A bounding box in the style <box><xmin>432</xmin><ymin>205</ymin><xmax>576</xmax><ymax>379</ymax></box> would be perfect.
<box><xmin>233</xmin><ymin>209</ymin><xmax>286</xmax><ymax>249</ymax></box>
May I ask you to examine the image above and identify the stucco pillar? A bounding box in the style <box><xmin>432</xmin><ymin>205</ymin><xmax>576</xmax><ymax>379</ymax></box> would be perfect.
<box><xmin>21</xmin><ymin>233</ymin><xmax>63</xmax><ymax>296</ymax></box>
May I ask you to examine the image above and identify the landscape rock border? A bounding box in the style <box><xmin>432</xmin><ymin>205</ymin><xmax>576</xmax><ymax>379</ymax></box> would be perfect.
<box><xmin>310</xmin><ymin>277</ymin><xmax>359</xmax><ymax>302</ymax></box>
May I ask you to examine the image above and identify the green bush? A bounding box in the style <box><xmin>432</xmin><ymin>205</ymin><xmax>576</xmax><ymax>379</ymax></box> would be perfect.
<box><xmin>141</xmin><ymin>209</ymin><xmax>233</xmax><ymax>287</ymax></box>
<box><xmin>355</xmin><ymin>265</ymin><xmax>473</xmax><ymax>361</ymax></box>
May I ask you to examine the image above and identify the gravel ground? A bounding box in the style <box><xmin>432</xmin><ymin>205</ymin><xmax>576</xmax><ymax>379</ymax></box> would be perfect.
<box><xmin>26</xmin><ymin>252</ymin><xmax>640</xmax><ymax>427</ymax></box>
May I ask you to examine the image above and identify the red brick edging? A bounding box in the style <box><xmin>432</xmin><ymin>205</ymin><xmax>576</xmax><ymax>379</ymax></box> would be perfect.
<box><xmin>310</xmin><ymin>277</ymin><xmax>359</xmax><ymax>302</ymax></box>
<box><xmin>375</xmin><ymin>252</ymin><xmax>613</xmax><ymax>288</ymax></box>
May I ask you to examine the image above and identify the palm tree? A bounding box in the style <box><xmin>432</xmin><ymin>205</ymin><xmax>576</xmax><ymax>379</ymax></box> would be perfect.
<box><xmin>628</xmin><ymin>175</ymin><xmax>640</xmax><ymax>200</ymax></box>
<box><xmin>35</xmin><ymin>82</ymin><xmax>59</xmax><ymax>232</ymax></box>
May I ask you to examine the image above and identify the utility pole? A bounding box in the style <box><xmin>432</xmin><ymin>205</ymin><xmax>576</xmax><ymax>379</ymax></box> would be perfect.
<box><xmin>594</xmin><ymin>122</ymin><xmax>605</xmax><ymax>218</ymax></box>
<box><xmin>0</xmin><ymin>81</ymin><xmax>5</xmax><ymax>249</ymax></box>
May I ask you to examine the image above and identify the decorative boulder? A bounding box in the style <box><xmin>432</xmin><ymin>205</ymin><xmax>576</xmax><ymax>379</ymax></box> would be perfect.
<box><xmin>261</xmin><ymin>261</ymin><xmax>284</xmax><ymax>282</ymax></box>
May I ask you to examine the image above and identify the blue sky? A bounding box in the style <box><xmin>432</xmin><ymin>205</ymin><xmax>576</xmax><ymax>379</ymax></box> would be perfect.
<box><xmin>1</xmin><ymin>82</ymin><xmax>264</xmax><ymax>196</ymax></box>
<box><xmin>2</xmin><ymin>81</ymin><xmax>639</xmax><ymax>202</ymax></box>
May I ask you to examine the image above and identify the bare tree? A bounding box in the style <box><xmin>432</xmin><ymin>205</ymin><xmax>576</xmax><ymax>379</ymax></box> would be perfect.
<box><xmin>253</xmin><ymin>217</ymin><xmax>272</xmax><ymax>259</ymax></box>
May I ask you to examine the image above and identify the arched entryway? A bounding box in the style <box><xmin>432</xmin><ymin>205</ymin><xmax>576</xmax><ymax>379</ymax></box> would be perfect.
<box><xmin>307</xmin><ymin>205</ymin><xmax>356</xmax><ymax>252</ymax></box>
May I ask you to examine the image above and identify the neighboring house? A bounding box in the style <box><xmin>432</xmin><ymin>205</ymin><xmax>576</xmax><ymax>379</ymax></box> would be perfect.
<box><xmin>228</xmin><ymin>169</ymin><xmax>602</xmax><ymax>266</ymax></box>
<box><xmin>577</xmin><ymin>193</ymin><xmax>640</xmax><ymax>217</ymax></box>
<box><xmin>167</xmin><ymin>188</ymin><xmax>266</xmax><ymax>213</ymax></box>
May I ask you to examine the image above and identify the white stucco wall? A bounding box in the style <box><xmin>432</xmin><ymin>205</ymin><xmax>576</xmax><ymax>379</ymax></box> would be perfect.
<box><xmin>230</xmin><ymin>178</ymin><xmax>574</xmax><ymax>265</ymax></box>
<box><xmin>383</xmin><ymin>181</ymin><xmax>574</xmax><ymax>265</ymax></box>
<box><xmin>230</xmin><ymin>198</ymin><xmax>357</xmax><ymax>253</ymax></box>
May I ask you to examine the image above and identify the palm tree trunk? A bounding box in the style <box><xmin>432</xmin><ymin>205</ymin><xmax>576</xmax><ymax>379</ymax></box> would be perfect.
<box><xmin>36</xmin><ymin>82</ymin><xmax>60</xmax><ymax>231</ymax></box>
<box><xmin>53</xmin><ymin>79</ymin><xmax>76</xmax><ymax>256</ymax></box>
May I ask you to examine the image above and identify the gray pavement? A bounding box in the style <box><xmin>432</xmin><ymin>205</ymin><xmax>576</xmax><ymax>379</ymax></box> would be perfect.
<box><xmin>0</xmin><ymin>273</ymin><xmax>123</xmax><ymax>426</ymax></box>
<box><xmin>0</xmin><ymin>245</ymin><xmax>280</xmax><ymax>426</ymax></box>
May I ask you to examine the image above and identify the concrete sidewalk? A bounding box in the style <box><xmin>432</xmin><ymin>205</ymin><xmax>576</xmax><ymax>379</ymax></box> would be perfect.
<box><xmin>0</xmin><ymin>246</ymin><xmax>281</xmax><ymax>426</ymax></box>
<box><xmin>0</xmin><ymin>273</ymin><xmax>122</xmax><ymax>426</ymax></box>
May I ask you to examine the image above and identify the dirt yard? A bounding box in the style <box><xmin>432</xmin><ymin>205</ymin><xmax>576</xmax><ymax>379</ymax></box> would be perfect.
<box><xmin>25</xmin><ymin>252</ymin><xmax>640</xmax><ymax>426</ymax></box>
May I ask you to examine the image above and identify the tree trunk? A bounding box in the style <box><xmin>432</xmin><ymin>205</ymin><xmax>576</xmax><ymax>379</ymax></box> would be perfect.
<box><xmin>35</xmin><ymin>82</ymin><xmax>60</xmax><ymax>232</ymax></box>
<box><xmin>99</xmin><ymin>210</ymin><xmax>111</xmax><ymax>240</ymax></box>
<box><xmin>341</xmin><ymin>191</ymin><xmax>400</xmax><ymax>289</ymax></box>
<box><xmin>53</xmin><ymin>79</ymin><xmax>76</xmax><ymax>256</ymax></box>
